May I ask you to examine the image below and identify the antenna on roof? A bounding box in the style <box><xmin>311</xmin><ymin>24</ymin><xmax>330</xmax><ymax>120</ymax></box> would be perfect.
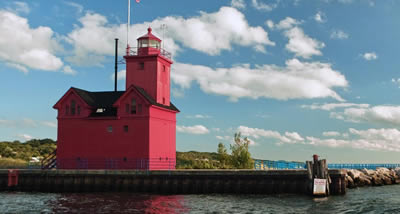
<box><xmin>114</xmin><ymin>38</ymin><xmax>119</xmax><ymax>92</ymax></box>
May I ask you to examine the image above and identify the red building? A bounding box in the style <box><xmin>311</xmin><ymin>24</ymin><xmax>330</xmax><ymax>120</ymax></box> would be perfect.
<box><xmin>53</xmin><ymin>28</ymin><xmax>179</xmax><ymax>170</ymax></box>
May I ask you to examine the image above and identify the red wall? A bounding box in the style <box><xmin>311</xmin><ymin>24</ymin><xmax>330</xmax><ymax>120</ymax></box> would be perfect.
<box><xmin>56</xmin><ymin>90</ymin><xmax>177</xmax><ymax>170</ymax></box>
<box><xmin>125</xmin><ymin>55</ymin><xmax>172</xmax><ymax>105</ymax></box>
<box><xmin>148</xmin><ymin>106</ymin><xmax>177</xmax><ymax>170</ymax></box>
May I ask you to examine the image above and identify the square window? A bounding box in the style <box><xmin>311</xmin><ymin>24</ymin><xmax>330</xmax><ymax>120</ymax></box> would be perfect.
<box><xmin>138</xmin><ymin>62</ymin><xmax>144</xmax><ymax>70</ymax></box>
<box><xmin>124</xmin><ymin>125</ymin><xmax>128</xmax><ymax>132</ymax></box>
<box><xmin>107</xmin><ymin>126</ymin><xmax>113</xmax><ymax>133</ymax></box>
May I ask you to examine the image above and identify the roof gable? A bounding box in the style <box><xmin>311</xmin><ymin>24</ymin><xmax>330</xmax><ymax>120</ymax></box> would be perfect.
<box><xmin>113</xmin><ymin>85</ymin><xmax>179</xmax><ymax>112</ymax></box>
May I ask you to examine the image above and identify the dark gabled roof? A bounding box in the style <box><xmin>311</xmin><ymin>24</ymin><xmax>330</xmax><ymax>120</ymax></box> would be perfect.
<box><xmin>133</xmin><ymin>86</ymin><xmax>180</xmax><ymax>112</ymax></box>
<box><xmin>72</xmin><ymin>87</ymin><xmax>124</xmax><ymax>108</ymax></box>
<box><xmin>71</xmin><ymin>86</ymin><xmax>179</xmax><ymax>115</ymax></box>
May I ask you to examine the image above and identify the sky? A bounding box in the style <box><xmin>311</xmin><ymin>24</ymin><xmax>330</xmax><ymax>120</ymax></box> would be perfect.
<box><xmin>1</xmin><ymin>0</ymin><xmax>400</xmax><ymax>163</ymax></box>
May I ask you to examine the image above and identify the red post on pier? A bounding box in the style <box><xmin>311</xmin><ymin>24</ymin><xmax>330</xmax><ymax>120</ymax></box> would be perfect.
<box><xmin>313</xmin><ymin>154</ymin><xmax>319</xmax><ymax>163</ymax></box>
<box><xmin>8</xmin><ymin>169</ymin><xmax>19</xmax><ymax>187</ymax></box>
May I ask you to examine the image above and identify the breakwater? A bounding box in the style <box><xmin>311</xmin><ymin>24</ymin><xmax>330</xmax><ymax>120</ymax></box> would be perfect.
<box><xmin>345</xmin><ymin>167</ymin><xmax>400</xmax><ymax>188</ymax></box>
<box><xmin>0</xmin><ymin>169</ymin><xmax>346</xmax><ymax>195</ymax></box>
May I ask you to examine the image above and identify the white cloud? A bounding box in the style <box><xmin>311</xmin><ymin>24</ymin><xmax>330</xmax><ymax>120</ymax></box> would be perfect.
<box><xmin>64</xmin><ymin>1</ymin><xmax>84</xmax><ymax>14</ymax></box>
<box><xmin>231</xmin><ymin>0</ymin><xmax>246</xmax><ymax>9</ymax></box>
<box><xmin>66</xmin><ymin>7</ymin><xmax>274</xmax><ymax>66</ymax></box>
<box><xmin>251</xmin><ymin>0</ymin><xmax>279</xmax><ymax>11</ymax></box>
<box><xmin>285</xmin><ymin>27</ymin><xmax>325</xmax><ymax>59</ymax></box>
<box><xmin>314</xmin><ymin>11</ymin><xmax>326</xmax><ymax>23</ymax></box>
<box><xmin>172</xmin><ymin>58</ymin><xmax>347</xmax><ymax>101</ymax></box>
<box><xmin>186</xmin><ymin>114</ymin><xmax>211</xmax><ymax>119</ymax></box>
<box><xmin>11</xmin><ymin>2</ymin><xmax>30</xmax><ymax>14</ymax></box>
<box><xmin>392</xmin><ymin>78</ymin><xmax>400</xmax><ymax>88</ymax></box>
<box><xmin>171</xmin><ymin>88</ymin><xmax>185</xmax><ymax>98</ymax></box>
<box><xmin>330</xmin><ymin>30</ymin><xmax>349</xmax><ymax>39</ymax></box>
<box><xmin>274</xmin><ymin>17</ymin><xmax>301</xmax><ymax>30</ymax></box>
<box><xmin>331</xmin><ymin>105</ymin><xmax>400</xmax><ymax>126</ymax></box>
<box><xmin>177</xmin><ymin>125</ymin><xmax>210</xmax><ymax>135</ymax></box>
<box><xmin>0</xmin><ymin>11</ymin><xmax>63</xmax><ymax>72</ymax></box>
<box><xmin>216</xmin><ymin>135</ymin><xmax>232</xmax><ymax>141</ymax></box>
<box><xmin>16</xmin><ymin>134</ymin><xmax>33</xmax><ymax>141</ymax></box>
<box><xmin>110</xmin><ymin>70</ymin><xmax>126</xmax><ymax>81</ymax></box>
<box><xmin>322</xmin><ymin>131</ymin><xmax>341</xmax><ymax>137</ymax></box>
<box><xmin>238</xmin><ymin>125</ymin><xmax>400</xmax><ymax>152</ymax></box>
<box><xmin>62</xmin><ymin>66</ymin><xmax>77</xmax><ymax>75</ymax></box>
<box><xmin>363</xmin><ymin>52</ymin><xmax>378</xmax><ymax>61</ymax></box>
<box><xmin>265</xmin><ymin>20</ymin><xmax>274</xmax><ymax>29</ymax></box>
<box><xmin>270</xmin><ymin>17</ymin><xmax>324</xmax><ymax>59</ymax></box>
<box><xmin>301</xmin><ymin>103</ymin><xmax>369</xmax><ymax>111</ymax></box>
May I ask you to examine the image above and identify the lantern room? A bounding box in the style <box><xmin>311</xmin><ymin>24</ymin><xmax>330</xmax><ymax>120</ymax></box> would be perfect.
<box><xmin>137</xmin><ymin>27</ymin><xmax>161</xmax><ymax>56</ymax></box>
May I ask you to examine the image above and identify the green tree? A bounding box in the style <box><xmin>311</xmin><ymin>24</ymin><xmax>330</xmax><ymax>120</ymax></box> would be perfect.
<box><xmin>230</xmin><ymin>132</ymin><xmax>254</xmax><ymax>169</ymax></box>
<box><xmin>217</xmin><ymin>142</ymin><xmax>229</xmax><ymax>167</ymax></box>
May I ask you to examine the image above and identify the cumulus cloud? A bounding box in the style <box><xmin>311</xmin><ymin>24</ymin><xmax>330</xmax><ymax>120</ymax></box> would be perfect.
<box><xmin>330</xmin><ymin>30</ymin><xmax>349</xmax><ymax>39</ymax></box>
<box><xmin>238</xmin><ymin>125</ymin><xmax>400</xmax><ymax>152</ymax></box>
<box><xmin>237</xmin><ymin>126</ymin><xmax>302</xmax><ymax>144</ymax></box>
<box><xmin>331</xmin><ymin>105</ymin><xmax>400</xmax><ymax>126</ymax></box>
<box><xmin>172</xmin><ymin>58</ymin><xmax>347</xmax><ymax>101</ymax></box>
<box><xmin>363</xmin><ymin>52</ymin><xmax>378</xmax><ymax>61</ymax></box>
<box><xmin>0</xmin><ymin>11</ymin><xmax>63</xmax><ymax>72</ymax></box>
<box><xmin>251</xmin><ymin>0</ymin><xmax>279</xmax><ymax>11</ymax></box>
<box><xmin>62</xmin><ymin>66</ymin><xmax>77</xmax><ymax>75</ymax></box>
<box><xmin>177</xmin><ymin>125</ymin><xmax>210</xmax><ymax>135</ymax></box>
<box><xmin>110</xmin><ymin>70</ymin><xmax>126</xmax><ymax>81</ymax></box>
<box><xmin>66</xmin><ymin>7</ymin><xmax>274</xmax><ymax>66</ymax></box>
<box><xmin>231</xmin><ymin>0</ymin><xmax>246</xmax><ymax>9</ymax></box>
<box><xmin>314</xmin><ymin>11</ymin><xmax>326</xmax><ymax>23</ymax></box>
<box><xmin>269</xmin><ymin>17</ymin><xmax>324</xmax><ymax>59</ymax></box>
<box><xmin>273</xmin><ymin>17</ymin><xmax>302</xmax><ymax>30</ymax></box>
<box><xmin>284</xmin><ymin>27</ymin><xmax>325</xmax><ymax>59</ymax></box>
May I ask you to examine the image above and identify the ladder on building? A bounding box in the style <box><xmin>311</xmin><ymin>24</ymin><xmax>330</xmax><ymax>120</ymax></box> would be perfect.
<box><xmin>41</xmin><ymin>149</ymin><xmax>57</xmax><ymax>169</ymax></box>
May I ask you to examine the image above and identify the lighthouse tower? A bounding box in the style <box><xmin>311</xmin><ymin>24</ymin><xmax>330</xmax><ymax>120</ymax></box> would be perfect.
<box><xmin>125</xmin><ymin>27</ymin><xmax>172</xmax><ymax>106</ymax></box>
<box><xmin>53</xmin><ymin>28</ymin><xmax>179</xmax><ymax>170</ymax></box>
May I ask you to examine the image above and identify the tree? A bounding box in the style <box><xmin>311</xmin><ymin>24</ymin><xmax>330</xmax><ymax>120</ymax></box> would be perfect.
<box><xmin>230</xmin><ymin>132</ymin><xmax>254</xmax><ymax>169</ymax></box>
<box><xmin>217</xmin><ymin>142</ymin><xmax>229</xmax><ymax>167</ymax></box>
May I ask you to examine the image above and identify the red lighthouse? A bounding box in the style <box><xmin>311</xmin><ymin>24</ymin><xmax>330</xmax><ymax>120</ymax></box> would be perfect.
<box><xmin>53</xmin><ymin>28</ymin><xmax>179</xmax><ymax>170</ymax></box>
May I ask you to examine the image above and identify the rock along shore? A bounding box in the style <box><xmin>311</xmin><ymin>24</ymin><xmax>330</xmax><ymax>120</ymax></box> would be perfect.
<box><xmin>345</xmin><ymin>167</ymin><xmax>400</xmax><ymax>188</ymax></box>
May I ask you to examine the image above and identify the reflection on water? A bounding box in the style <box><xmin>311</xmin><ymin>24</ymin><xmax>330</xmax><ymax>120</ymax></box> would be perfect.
<box><xmin>2</xmin><ymin>185</ymin><xmax>400</xmax><ymax>213</ymax></box>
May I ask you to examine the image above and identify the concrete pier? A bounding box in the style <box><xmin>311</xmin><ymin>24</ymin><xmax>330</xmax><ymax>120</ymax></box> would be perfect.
<box><xmin>0</xmin><ymin>169</ymin><xmax>346</xmax><ymax>195</ymax></box>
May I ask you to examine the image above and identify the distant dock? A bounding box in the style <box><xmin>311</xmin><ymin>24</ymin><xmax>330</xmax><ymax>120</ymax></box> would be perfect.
<box><xmin>0</xmin><ymin>169</ymin><xmax>347</xmax><ymax>195</ymax></box>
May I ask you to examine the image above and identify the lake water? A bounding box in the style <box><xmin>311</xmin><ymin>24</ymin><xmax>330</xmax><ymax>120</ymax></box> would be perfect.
<box><xmin>1</xmin><ymin>185</ymin><xmax>400</xmax><ymax>213</ymax></box>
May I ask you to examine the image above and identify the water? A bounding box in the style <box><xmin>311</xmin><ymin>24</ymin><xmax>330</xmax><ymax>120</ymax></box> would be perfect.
<box><xmin>1</xmin><ymin>185</ymin><xmax>400</xmax><ymax>213</ymax></box>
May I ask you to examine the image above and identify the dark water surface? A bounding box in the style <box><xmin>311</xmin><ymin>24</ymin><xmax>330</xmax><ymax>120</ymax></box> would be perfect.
<box><xmin>1</xmin><ymin>185</ymin><xmax>400</xmax><ymax>213</ymax></box>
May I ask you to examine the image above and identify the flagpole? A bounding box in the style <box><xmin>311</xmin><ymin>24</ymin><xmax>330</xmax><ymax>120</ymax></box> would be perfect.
<box><xmin>127</xmin><ymin>0</ymin><xmax>131</xmax><ymax>55</ymax></box>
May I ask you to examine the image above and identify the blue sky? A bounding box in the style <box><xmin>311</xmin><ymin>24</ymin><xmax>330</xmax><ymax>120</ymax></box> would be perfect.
<box><xmin>1</xmin><ymin>0</ymin><xmax>400</xmax><ymax>163</ymax></box>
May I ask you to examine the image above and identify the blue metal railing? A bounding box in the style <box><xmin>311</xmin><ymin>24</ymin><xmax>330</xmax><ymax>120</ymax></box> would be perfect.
<box><xmin>254</xmin><ymin>159</ymin><xmax>400</xmax><ymax>170</ymax></box>
<box><xmin>254</xmin><ymin>159</ymin><xmax>306</xmax><ymax>170</ymax></box>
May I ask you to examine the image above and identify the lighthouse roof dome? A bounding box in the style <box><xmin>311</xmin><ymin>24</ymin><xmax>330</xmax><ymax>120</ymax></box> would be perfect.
<box><xmin>137</xmin><ymin>27</ymin><xmax>161</xmax><ymax>42</ymax></box>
